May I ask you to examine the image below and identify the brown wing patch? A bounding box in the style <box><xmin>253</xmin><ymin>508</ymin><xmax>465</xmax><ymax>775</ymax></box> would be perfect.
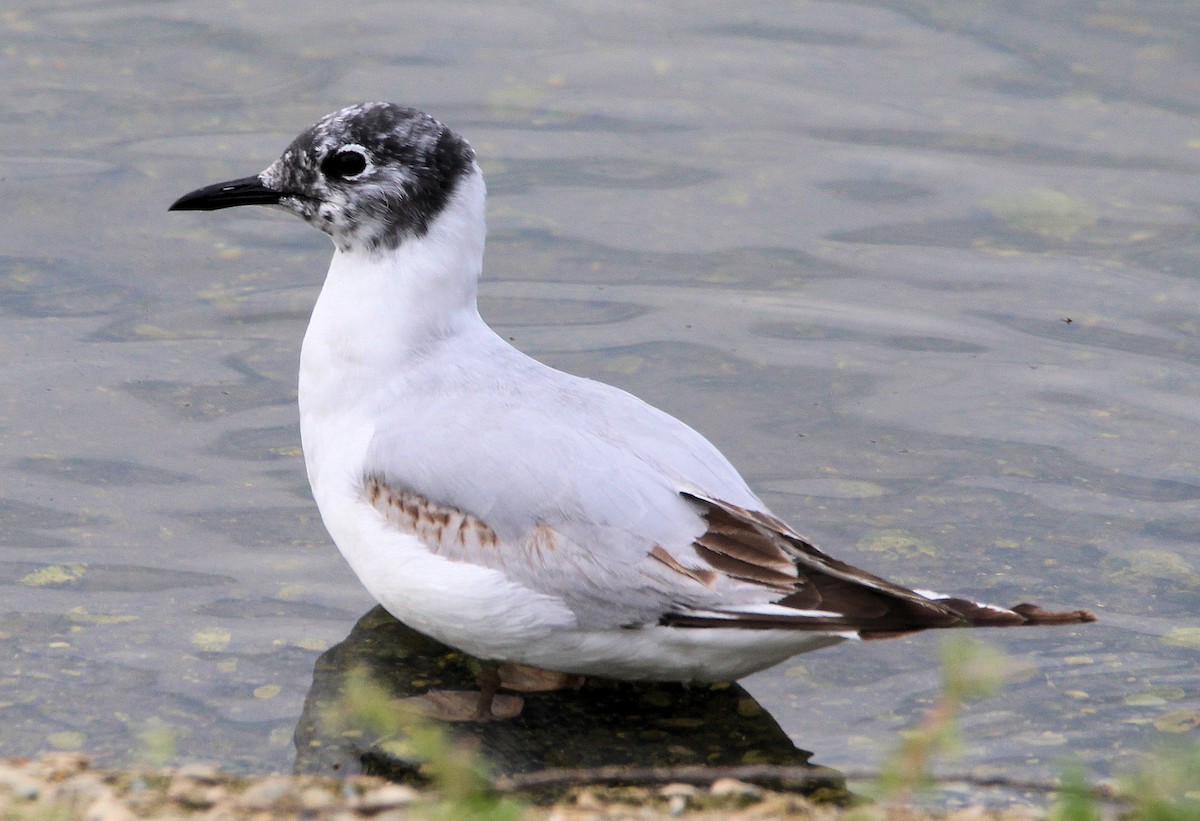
<box><xmin>672</xmin><ymin>490</ymin><xmax>1096</xmax><ymax>636</ymax></box>
<box><xmin>778</xmin><ymin>575</ymin><xmax>891</xmax><ymax>620</ymax></box>
<box><xmin>692</xmin><ymin>540</ymin><xmax>799</xmax><ymax>588</ymax></box>
<box><xmin>649</xmin><ymin>544</ymin><xmax>718</xmax><ymax>587</ymax></box>
<box><xmin>364</xmin><ymin>474</ymin><xmax>501</xmax><ymax>551</ymax></box>
<box><xmin>679</xmin><ymin>490</ymin><xmax>961</xmax><ymax>631</ymax></box>
<box><xmin>696</xmin><ymin>506</ymin><xmax>797</xmax><ymax>573</ymax></box>
<box><xmin>527</xmin><ymin>522</ymin><xmax>559</xmax><ymax>557</ymax></box>
<box><xmin>362</xmin><ymin>474</ymin><xmax>572</xmax><ymax>570</ymax></box>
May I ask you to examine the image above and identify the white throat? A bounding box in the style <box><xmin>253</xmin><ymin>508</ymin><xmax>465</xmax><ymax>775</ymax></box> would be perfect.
<box><xmin>303</xmin><ymin>164</ymin><xmax>488</xmax><ymax>365</ymax></box>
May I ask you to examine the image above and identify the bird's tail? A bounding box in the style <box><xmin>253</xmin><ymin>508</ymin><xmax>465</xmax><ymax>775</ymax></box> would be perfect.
<box><xmin>860</xmin><ymin>596</ymin><xmax>1097</xmax><ymax>640</ymax></box>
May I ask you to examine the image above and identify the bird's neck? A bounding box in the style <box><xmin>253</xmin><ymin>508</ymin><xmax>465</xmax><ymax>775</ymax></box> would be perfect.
<box><xmin>303</xmin><ymin>166</ymin><xmax>489</xmax><ymax>368</ymax></box>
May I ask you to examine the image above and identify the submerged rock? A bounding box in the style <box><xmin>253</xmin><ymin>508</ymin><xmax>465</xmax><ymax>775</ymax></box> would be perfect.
<box><xmin>293</xmin><ymin>606</ymin><xmax>846</xmax><ymax>800</ymax></box>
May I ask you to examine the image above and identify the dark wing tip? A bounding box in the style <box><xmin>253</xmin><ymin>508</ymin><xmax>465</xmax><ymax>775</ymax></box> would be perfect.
<box><xmin>1010</xmin><ymin>602</ymin><xmax>1098</xmax><ymax>625</ymax></box>
<box><xmin>930</xmin><ymin>597</ymin><xmax>1098</xmax><ymax>629</ymax></box>
<box><xmin>673</xmin><ymin>490</ymin><xmax>1098</xmax><ymax>637</ymax></box>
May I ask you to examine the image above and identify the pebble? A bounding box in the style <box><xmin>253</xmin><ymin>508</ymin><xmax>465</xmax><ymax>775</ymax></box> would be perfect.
<box><xmin>300</xmin><ymin>785</ymin><xmax>336</xmax><ymax>811</ymax></box>
<box><xmin>660</xmin><ymin>783</ymin><xmax>698</xmax><ymax>797</ymax></box>
<box><xmin>168</xmin><ymin>780</ymin><xmax>227</xmax><ymax>810</ymax></box>
<box><xmin>51</xmin><ymin>773</ymin><xmax>111</xmax><ymax>805</ymax></box>
<box><xmin>175</xmin><ymin>762</ymin><xmax>221</xmax><ymax>783</ymax></box>
<box><xmin>709</xmin><ymin>777</ymin><xmax>764</xmax><ymax>800</ymax></box>
<box><xmin>31</xmin><ymin>751</ymin><xmax>89</xmax><ymax>781</ymax></box>
<box><xmin>358</xmin><ymin>783</ymin><xmax>421</xmax><ymax>810</ymax></box>
<box><xmin>82</xmin><ymin>794</ymin><xmax>138</xmax><ymax>821</ymax></box>
<box><xmin>661</xmin><ymin>782</ymin><xmax>698</xmax><ymax>816</ymax></box>
<box><xmin>237</xmin><ymin>774</ymin><xmax>295</xmax><ymax>810</ymax></box>
<box><xmin>0</xmin><ymin>765</ymin><xmax>41</xmax><ymax>800</ymax></box>
<box><xmin>328</xmin><ymin>811</ymin><xmax>365</xmax><ymax>821</ymax></box>
<box><xmin>574</xmin><ymin>788</ymin><xmax>604</xmax><ymax>810</ymax></box>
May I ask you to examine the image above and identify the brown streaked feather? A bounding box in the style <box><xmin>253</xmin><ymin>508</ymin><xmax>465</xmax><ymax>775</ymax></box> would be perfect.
<box><xmin>686</xmin><ymin>492</ymin><xmax>925</xmax><ymax>599</ymax></box>
<box><xmin>671</xmin><ymin>490</ymin><xmax>1096</xmax><ymax>636</ymax></box>
<box><xmin>692</xmin><ymin>541</ymin><xmax>801</xmax><ymax>588</ymax></box>
<box><xmin>778</xmin><ymin>575</ymin><xmax>893</xmax><ymax>620</ymax></box>
<box><xmin>694</xmin><ymin>529</ymin><xmax>797</xmax><ymax>575</ymax></box>
<box><xmin>649</xmin><ymin>544</ymin><xmax>717</xmax><ymax>587</ymax></box>
<box><xmin>695</xmin><ymin>506</ymin><xmax>798</xmax><ymax>571</ymax></box>
<box><xmin>364</xmin><ymin>473</ymin><xmax>502</xmax><ymax>552</ymax></box>
<box><xmin>681</xmin><ymin>490</ymin><xmax>961</xmax><ymax>627</ymax></box>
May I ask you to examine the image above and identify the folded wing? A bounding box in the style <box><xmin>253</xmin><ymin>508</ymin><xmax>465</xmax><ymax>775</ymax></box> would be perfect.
<box><xmin>362</xmin><ymin>471</ymin><xmax>1095</xmax><ymax>640</ymax></box>
<box><xmin>658</xmin><ymin>490</ymin><xmax>1097</xmax><ymax>637</ymax></box>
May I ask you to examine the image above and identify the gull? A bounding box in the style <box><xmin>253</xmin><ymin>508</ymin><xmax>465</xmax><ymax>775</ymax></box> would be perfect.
<box><xmin>170</xmin><ymin>103</ymin><xmax>1095</xmax><ymax>715</ymax></box>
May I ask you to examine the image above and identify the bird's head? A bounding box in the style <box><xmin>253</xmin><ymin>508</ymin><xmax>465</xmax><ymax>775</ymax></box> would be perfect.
<box><xmin>170</xmin><ymin>102</ymin><xmax>476</xmax><ymax>254</ymax></box>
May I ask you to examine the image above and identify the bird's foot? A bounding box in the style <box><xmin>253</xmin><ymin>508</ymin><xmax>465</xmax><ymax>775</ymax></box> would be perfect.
<box><xmin>473</xmin><ymin>663</ymin><xmax>503</xmax><ymax>720</ymax></box>
<box><xmin>497</xmin><ymin>662</ymin><xmax>586</xmax><ymax>693</ymax></box>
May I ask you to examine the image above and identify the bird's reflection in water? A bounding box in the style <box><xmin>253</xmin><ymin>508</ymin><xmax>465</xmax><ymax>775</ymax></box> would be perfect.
<box><xmin>294</xmin><ymin>607</ymin><xmax>845</xmax><ymax>797</ymax></box>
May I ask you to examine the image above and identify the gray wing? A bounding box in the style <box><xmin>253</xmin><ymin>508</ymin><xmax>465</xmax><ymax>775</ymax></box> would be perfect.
<box><xmin>362</xmin><ymin>342</ymin><xmax>770</xmax><ymax>627</ymax></box>
<box><xmin>362</xmin><ymin>337</ymin><xmax>1097</xmax><ymax>633</ymax></box>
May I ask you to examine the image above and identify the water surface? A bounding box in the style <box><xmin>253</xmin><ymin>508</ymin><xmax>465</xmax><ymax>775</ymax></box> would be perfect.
<box><xmin>2</xmin><ymin>0</ymin><xmax>1198</xmax><ymax>798</ymax></box>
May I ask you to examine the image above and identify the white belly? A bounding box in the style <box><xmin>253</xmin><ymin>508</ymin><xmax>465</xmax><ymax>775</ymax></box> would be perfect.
<box><xmin>309</xmin><ymin>468</ymin><xmax>850</xmax><ymax>682</ymax></box>
<box><xmin>506</xmin><ymin>626</ymin><xmax>850</xmax><ymax>682</ymax></box>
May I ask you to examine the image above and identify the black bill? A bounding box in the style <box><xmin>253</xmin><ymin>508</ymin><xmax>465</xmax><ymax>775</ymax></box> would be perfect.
<box><xmin>168</xmin><ymin>175</ymin><xmax>286</xmax><ymax>211</ymax></box>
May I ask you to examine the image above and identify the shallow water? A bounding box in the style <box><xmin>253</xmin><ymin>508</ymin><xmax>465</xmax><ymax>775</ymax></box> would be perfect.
<box><xmin>2</xmin><ymin>0</ymin><xmax>1198</xmax><ymax>797</ymax></box>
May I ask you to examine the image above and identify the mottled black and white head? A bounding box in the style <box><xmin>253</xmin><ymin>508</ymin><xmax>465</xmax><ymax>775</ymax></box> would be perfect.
<box><xmin>170</xmin><ymin>103</ymin><xmax>477</xmax><ymax>254</ymax></box>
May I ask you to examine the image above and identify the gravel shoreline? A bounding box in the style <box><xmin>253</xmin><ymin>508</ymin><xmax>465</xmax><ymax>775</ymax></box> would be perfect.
<box><xmin>0</xmin><ymin>752</ymin><xmax>1050</xmax><ymax>821</ymax></box>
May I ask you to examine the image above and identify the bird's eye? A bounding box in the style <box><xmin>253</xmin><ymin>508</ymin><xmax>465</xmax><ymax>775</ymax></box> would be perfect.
<box><xmin>321</xmin><ymin>147</ymin><xmax>369</xmax><ymax>180</ymax></box>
